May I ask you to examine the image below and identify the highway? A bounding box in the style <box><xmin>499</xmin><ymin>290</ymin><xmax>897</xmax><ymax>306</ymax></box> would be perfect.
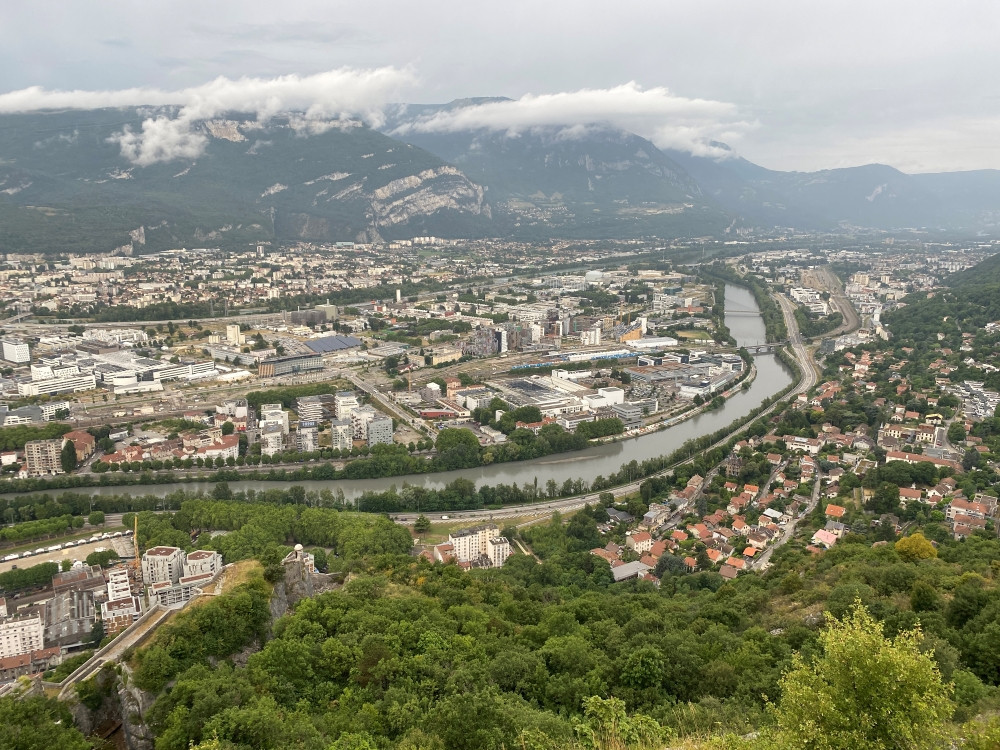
<box><xmin>775</xmin><ymin>292</ymin><xmax>819</xmax><ymax>393</ymax></box>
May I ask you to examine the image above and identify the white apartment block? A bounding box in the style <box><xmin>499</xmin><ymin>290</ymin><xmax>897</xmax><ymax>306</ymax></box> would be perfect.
<box><xmin>367</xmin><ymin>415</ymin><xmax>394</xmax><ymax>446</ymax></box>
<box><xmin>261</xmin><ymin>424</ymin><xmax>285</xmax><ymax>456</ymax></box>
<box><xmin>351</xmin><ymin>405</ymin><xmax>377</xmax><ymax>440</ymax></box>
<box><xmin>486</xmin><ymin>536</ymin><xmax>512</xmax><ymax>567</ymax></box>
<box><xmin>297</xmin><ymin>422</ymin><xmax>319</xmax><ymax>452</ymax></box>
<box><xmin>1</xmin><ymin>338</ymin><xmax>30</xmax><ymax>364</ymax></box>
<box><xmin>296</xmin><ymin>394</ymin><xmax>334</xmax><ymax>422</ymax></box>
<box><xmin>39</xmin><ymin>401</ymin><xmax>71</xmax><ymax>421</ymax></box>
<box><xmin>142</xmin><ymin>546</ymin><xmax>185</xmax><ymax>586</ymax></box>
<box><xmin>580</xmin><ymin>327</ymin><xmax>601</xmax><ymax>346</ymax></box>
<box><xmin>182</xmin><ymin>550</ymin><xmax>222</xmax><ymax>578</ymax></box>
<box><xmin>0</xmin><ymin>612</ymin><xmax>44</xmax><ymax>659</ymax></box>
<box><xmin>447</xmin><ymin>524</ymin><xmax>511</xmax><ymax>567</ymax></box>
<box><xmin>330</xmin><ymin>420</ymin><xmax>353</xmax><ymax>452</ymax></box>
<box><xmin>259</xmin><ymin>404</ymin><xmax>289</xmax><ymax>434</ymax></box>
<box><xmin>334</xmin><ymin>391</ymin><xmax>360</xmax><ymax>419</ymax></box>
<box><xmin>106</xmin><ymin>568</ymin><xmax>132</xmax><ymax>602</ymax></box>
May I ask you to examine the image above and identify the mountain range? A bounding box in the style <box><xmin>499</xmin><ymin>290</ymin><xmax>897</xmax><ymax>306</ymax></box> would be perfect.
<box><xmin>2</xmin><ymin>100</ymin><xmax>1000</xmax><ymax>254</ymax></box>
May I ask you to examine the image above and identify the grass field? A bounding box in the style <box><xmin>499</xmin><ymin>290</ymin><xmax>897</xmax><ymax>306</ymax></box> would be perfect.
<box><xmin>676</xmin><ymin>329</ymin><xmax>715</xmax><ymax>340</ymax></box>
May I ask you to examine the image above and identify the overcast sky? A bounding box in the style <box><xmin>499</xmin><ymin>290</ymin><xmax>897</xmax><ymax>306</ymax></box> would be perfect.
<box><xmin>2</xmin><ymin>0</ymin><xmax>998</xmax><ymax>173</ymax></box>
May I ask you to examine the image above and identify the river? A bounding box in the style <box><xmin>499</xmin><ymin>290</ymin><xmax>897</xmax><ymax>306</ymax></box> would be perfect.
<box><xmin>49</xmin><ymin>285</ymin><xmax>793</xmax><ymax>500</ymax></box>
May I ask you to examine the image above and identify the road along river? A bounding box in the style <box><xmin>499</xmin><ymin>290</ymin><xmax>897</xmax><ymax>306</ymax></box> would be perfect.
<box><xmin>28</xmin><ymin>286</ymin><xmax>792</xmax><ymax>502</ymax></box>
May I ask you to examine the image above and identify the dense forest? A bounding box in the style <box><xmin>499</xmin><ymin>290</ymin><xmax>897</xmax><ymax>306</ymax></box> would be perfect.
<box><xmin>884</xmin><ymin>252</ymin><xmax>1000</xmax><ymax>349</ymax></box>
<box><xmin>6</xmin><ymin>499</ymin><xmax>1000</xmax><ymax>749</ymax></box>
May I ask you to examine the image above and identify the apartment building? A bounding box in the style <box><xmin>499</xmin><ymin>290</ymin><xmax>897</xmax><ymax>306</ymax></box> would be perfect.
<box><xmin>142</xmin><ymin>546</ymin><xmax>185</xmax><ymax>585</ymax></box>
<box><xmin>351</xmin><ymin>405</ymin><xmax>377</xmax><ymax>440</ymax></box>
<box><xmin>443</xmin><ymin>524</ymin><xmax>511</xmax><ymax>568</ymax></box>
<box><xmin>23</xmin><ymin>438</ymin><xmax>66</xmax><ymax>476</ymax></box>
<box><xmin>293</xmin><ymin>421</ymin><xmax>318</xmax><ymax>453</ymax></box>
<box><xmin>182</xmin><ymin>550</ymin><xmax>222</xmax><ymax>578</ymax></box>
<box><xmin>0</xmin><ymin>611</ymin><xmax>44</xmax><ymax>659</ymax></box>
<box><xmin>150</xmin><ymin>573</ymin><xmax>215</xmax><ymax>607</ymax></box>
<box><xmin>329</xmin><ymin>419</ymin><xmax>353</xmax><ymax>452</ymax></box>
<box><xmin>296</xmin><ymin>394</ymin><xmax>336</xmax><ymax>422</ymax></box>
<box><xmin>106</xmin><ymin>568</ymin><xmax>132</xmax><ymax>602</ymax></box>
<box><xmin>334</xmin><ymin>391</ymin><xmax>360</xmax><ymax>419</ymax></box>
<box><xmin>259</xmin><ymin>404</ymin><xmax>289</xmax><ymax>434</ymax></box>
<box><xmin>366</xmin><ymin>415</ymin><xmax>394</xmax><ymax>447</ymax></box>
<box><xmin>261</xmin><ymin>424</ymin><xmax>285</xmax><ymax>456</ymax></box>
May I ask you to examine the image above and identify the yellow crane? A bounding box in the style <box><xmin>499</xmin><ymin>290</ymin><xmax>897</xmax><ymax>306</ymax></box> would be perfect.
<box><xmin>130</xmin><ymin>515</ymin><xmax>140</xmax><ymax>575</ymax></box>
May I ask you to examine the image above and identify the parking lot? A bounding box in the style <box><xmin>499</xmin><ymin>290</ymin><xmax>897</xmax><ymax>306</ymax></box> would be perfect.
<box><xmin>0</xmin><ymin>532</ymin><xmax>132</xmax><ymax>575</ymax></box>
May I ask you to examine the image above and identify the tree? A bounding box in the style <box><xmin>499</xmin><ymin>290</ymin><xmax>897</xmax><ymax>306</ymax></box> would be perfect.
<box><xmin>0</xmin><ymin>695</ymin><xmax>90</xmax><ymax>750</ymax></box>
<box><xmin>87</xmin><ymin>511</ymin><xmax>105</xmax><ymax>527</ymax></box>
<box><xmin>574</xmin><ymin>696</ymin><xmax>664</xmax><ymax>750</ymax></box>
<box><xmin>414</xmin><ymin>515</ymin><xmax>431</xmax><ymax>533</ymax></box>
<box><xmin>60</xmin><ymin>440</ymin><xmax>77</xmax><ymax>473</ymax></box>
<box><xmin>910</xmin><ymin>580</ymin><xmax>941</xmax><ymax>612</ymax></box>
<box><xmin>769</xmin><ymin>602</ymin><xmax>953</xmax><ymax>750</ymax></box>
<box><xmin>221</xmin><ymin>421</ymin><xmax>235</xmax><ymax>436</ymax></box>
<box><xmin>947</xmin><ymin>421</ymin><xmax>967</xmax><ymax>444</ymax></box>
<box><xmin>895</xmin><ymin>532</ymin><xmax>937</xmax><ymax>562</ymax></box>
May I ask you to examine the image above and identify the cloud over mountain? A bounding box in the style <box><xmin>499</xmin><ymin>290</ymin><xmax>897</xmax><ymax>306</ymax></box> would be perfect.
<box><xmin>392</xmin><ymin>82</ymin><xmax>753</xmax><ymax>158</ymax></box>
<box><xmin>0</xmin><ymin>68</ymin><xmax>415</xmax><ymax>165</ymax></box>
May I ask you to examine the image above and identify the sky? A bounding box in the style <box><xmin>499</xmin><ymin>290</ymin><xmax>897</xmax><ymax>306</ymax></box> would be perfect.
<box><xmin>1</xmin><ymin>0</ymin><xmax>998</xmax><ymax>173</ymax></box>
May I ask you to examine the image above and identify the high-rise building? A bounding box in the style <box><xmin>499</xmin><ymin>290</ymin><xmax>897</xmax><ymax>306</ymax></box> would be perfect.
<box><xmin>351</xmin><ymin>405</ymin><xmax>377</xmax><ymax>440</ymax></box>
<box><xmin>486</xmin><ymin>536</ymin><xmax>512</xmax><ymax>567</ymax></box>
<box><xmin>24</xmin><ymin>439</ymin><xmax>66</xmax><ymax>476</ymax></box>
<box><xmin>297</xmin><ymin>421</ymin><xmax>319</xmax><ymax>452</ymax></box>
<box><xmin>261</xmin><ymin>424</ymin><xmax>285</xmax><ymax>456</ymax></box>
<box><xmin>367</xmin><ymin>415</ymin><xmax>393</xmax><ymax>447</ymax></box>
<box><xmin>226</xmin><ymin>324</ymin><xmax>242</xmax><ymax>346</ymax></box>
<box><xmin>106</xmin><ymin>568</ymin><xmax>132</xmax><ymax>602</ymax></box>
<box><xmin>330</xmin><ymin>420</ymin><xmax>353</xmax><ymax>452</ymax></box>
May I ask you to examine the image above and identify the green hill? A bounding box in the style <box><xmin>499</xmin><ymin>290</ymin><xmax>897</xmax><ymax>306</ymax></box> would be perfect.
<box><xmin>884</xmin><ymin>252</ymin><xmax>1000</xmax><ymax>347</ymax></box>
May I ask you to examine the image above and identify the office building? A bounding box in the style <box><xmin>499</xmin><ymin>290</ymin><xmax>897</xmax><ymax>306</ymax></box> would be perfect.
<box><xmin>1</xmin><ymin>339</ymin><xmax>30</xmax><ymax>364</ymax></box>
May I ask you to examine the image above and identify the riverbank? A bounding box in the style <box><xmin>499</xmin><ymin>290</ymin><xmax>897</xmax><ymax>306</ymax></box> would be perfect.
<box><xmin>0</xmin><ymin>287</ymin><xmax>798</xmax><ymax>511</ymax></box>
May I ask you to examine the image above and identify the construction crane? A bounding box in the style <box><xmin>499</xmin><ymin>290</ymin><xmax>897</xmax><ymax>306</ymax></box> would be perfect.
<box><xmin>129</xmin><ymin>515</ymin><xmax>140</xmax><ymax>575</ymax></box>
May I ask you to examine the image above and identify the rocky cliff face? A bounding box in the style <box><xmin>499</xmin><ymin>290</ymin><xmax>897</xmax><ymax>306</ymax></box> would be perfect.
<box><xmin>370</xmin><ymin>166</ymin><xmax>490</xmax><ymax>228</ymax></box>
